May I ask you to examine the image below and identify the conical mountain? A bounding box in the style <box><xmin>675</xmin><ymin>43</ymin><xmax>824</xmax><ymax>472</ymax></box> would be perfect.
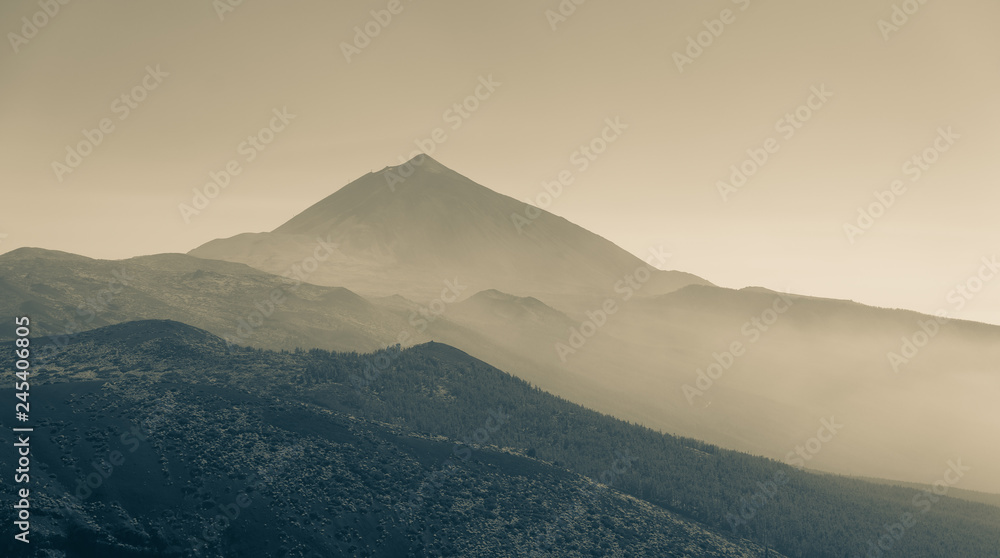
<box><xmin>190</xmin><ymin>155</ymin><xmax>708</xmax><ymax>302</ymax></box>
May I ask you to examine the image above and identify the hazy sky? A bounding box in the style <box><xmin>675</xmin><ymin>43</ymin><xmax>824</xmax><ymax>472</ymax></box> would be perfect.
<box><xmin>1</xmin><ymin>0</ymin><xmax>998</xmax><ymax>325</ymax></box>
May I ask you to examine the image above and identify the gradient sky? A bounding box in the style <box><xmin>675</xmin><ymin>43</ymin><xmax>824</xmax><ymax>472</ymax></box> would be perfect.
<box><xmin>1</xmin><ymin>0</ymin><xmax>998</xmax><ymax>324</ymax></box>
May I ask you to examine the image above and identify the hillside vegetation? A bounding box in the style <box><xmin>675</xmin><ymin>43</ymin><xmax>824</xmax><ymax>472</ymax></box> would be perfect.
<box><xmin>6</xmin><ymin>320</ymin><xmax>997</xmax><ymax>557</ymax></box>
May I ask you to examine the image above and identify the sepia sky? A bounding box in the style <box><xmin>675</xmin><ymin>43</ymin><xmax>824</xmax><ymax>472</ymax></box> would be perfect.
<box><xmin>1</xmin><ymin>0</ymin><xmax>998</xmax><ymax>325</ymax></box>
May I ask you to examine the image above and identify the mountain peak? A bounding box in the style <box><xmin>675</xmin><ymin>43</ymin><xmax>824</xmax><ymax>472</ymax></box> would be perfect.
<box><xmin>375</xmin><ymin>153</ymin><xmax>485</xmax><ymax>197</ymax></box>
<box><xmin>271</xmin><ymin>154</ymin><xmax>500</xmax><ymax>239</ymax></box>
<box><xmin>382</xmin><ymin>153</ymin><xmax>448</xmax><ymax>175</ymax></box>
<box><xmin>191</xmin><ymin>155</ymin><xmax>711</xmax><ymax>300</ymax></box>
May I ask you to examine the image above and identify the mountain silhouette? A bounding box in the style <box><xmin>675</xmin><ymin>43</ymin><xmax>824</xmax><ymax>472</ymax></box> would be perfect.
<box><xmin>190</xmin><ymin>155</ymin><xmax>709</xmax><ymax>303</ymax></box>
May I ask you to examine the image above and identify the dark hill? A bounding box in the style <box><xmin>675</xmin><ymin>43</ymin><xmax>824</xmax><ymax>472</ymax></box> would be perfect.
<box><xmin>1</xmin><ymin>322</ymin><xmax>779</xmax><ymax>558</ymax></box>
<box><xmin>6</xmin><ymin>320</ymin><xmax>997</xmax><ymax>557</ymax></box>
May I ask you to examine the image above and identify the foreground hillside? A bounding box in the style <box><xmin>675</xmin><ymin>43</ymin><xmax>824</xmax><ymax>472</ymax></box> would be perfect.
<box><xmin>0</xmin><ymin>321</ymin><xmax>778</xmax><ymax>557</ymax></box>
<box><xmin>6</xmin><ymin>321</ymin><xmax>998</xmax><ymax>557</ymax></box>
